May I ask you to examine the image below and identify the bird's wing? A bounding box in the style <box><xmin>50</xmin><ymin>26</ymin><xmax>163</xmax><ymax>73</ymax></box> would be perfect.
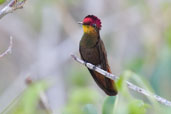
<box><xmin>79</xmin><ymin>39</ymin><xmax>117</xmax><ymax>96</ymax></box>
<box><xmin>96</xmin><ymin>39</ymin><xmax>117</xmax><ymax>95</ymax></box>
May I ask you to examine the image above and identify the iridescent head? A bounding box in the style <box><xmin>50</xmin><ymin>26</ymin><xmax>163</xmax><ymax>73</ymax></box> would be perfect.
<box><xmin>78</xmin><ymin>15</ymin><xmax>102</xmax><ymax>33</ymax></box>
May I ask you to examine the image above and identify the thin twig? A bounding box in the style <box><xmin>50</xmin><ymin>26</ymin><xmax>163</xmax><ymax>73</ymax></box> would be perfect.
<box><xmin>0</xmin><ymin>36</ymin><xmax>13</xmax><ymax>58</ymax></box>
<box><xmin>26</xmin><ymin>77</ymin><xmax>52</xmax><ymax>114</ymax></box>
<box><xmin>0</xmin><ymin>0</ymin><xmax>27</xmax><ymax>19</ymax></box>
<box><xmin>71</xmin><ymin>54</ymin><xmax>171</xmax><ymax>107</ymax></box>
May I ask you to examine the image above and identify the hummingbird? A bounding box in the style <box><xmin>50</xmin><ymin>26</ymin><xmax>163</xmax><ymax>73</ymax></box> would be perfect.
<box><xmin>79</xmin><ymin>15</ymin><xmax>117</xmax><ymax>96</ymax></box>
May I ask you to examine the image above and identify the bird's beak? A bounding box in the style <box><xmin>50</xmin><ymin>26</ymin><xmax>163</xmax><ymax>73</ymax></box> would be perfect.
<box><xmin>78</xmin><ymin>22</ymin><xmax>83</xmax><ymax>25</ymax></box>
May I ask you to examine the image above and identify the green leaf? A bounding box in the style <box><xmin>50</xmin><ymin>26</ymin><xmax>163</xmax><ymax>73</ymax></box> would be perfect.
<box><xmin>116</xmin><ymin>70</ymin><xmax>133</xmax><ymax>99</ymax></box>
<box><xmin>83</xmin><ymin>104</ymin><xmax>97</xmax><ymax>114</ymax></box>
<box><xmin>114</xmin><ymin>70</ymin><xmax>152</xmax><ymax>114</ymax></box>
<box><xmin>102</xmin><ymin>96</ymin><xmax>116</xmax><ymax>114</ymax></box>
<box><xmin>128</xmin><ymin>100</ymin><xmax>149</xmax><ymax>114</ymax></box>
<box><xmin>0</xmin><ymin>0</ymin><xmax>5</xmax><ymax>4</ymax></box>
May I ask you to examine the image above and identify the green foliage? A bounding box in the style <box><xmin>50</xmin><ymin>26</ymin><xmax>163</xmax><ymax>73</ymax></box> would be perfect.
<box><xmin>82</xmin><ymin>104</ymin><xmax>97</xmax><ymax>114</ymax></box>
<box><xmin>66</xmin><ymin>63</ymin><xmax>171</xmax><ymax>114</ymax></box>
<box><xmin>66</xmin><ymin>63</ymin><xmax>92</xmax><ymax>88</ymax></box>
<box><xmin>150</xmin><ymin>39</ymin><xmax>171</xmax><ymax>95</ymax></box>
<box><xmin>69</xmin><ymin>65</ymin><xmax>90</xmax><ymax>87</ymax></box>
<box><xmin>112</xmin><ymin>70</ymin><xmax>150</xmax><ymax>114</ymax></box>
<box><xmin>102</xmin><ymin>96</ymin><xmax>116</xmax><ymax>114</ymax></box>
<box><xmin>128</xmin><ymin>100</ymin><xmax>149</xmax><ymax>114</ymax></box>
<box><xmin>6</xmin><ymin>80</ymin><xmax>49</xmax><ymax>114</ymax></box>
<box><xmin>0</xmin><ymin>0</ymin><xmax>5</xmax><ymax>4</ymax></box>
<box><xmin>62</xmin><ymin>88</ymin><xmax>100</xmax><ymax>114</ymax></box>
<box><xmin>62</xmin><ymin>64</ymin><xmax>101</xmax><ymax>114</ymax></box>
<box><xmin>164</xmin><ymin>25</ymin><xmax>171</xmax><ymax>48</ymax></box>
<box><xmin>69</xmin><ymin>88</ymin><xmax>100</xmax><ymax>105</ymax></box>
<box><xmin>110</xmin><ymin>70</ymin><xmax>171</xmax><ymax>114</ymax></box>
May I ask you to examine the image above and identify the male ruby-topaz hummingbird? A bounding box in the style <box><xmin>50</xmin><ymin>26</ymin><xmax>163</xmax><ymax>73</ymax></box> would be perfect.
<box><xmin>79</xmin><ymin>15</ymin><xmax>117</xmax><ymax>96</ymax></box>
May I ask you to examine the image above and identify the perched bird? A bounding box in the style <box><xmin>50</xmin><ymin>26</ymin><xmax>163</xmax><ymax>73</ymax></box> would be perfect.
<box><xmin>79</xmin><ymin>15</ymin><xmax>117</xmax><ymax>96</ymax></box>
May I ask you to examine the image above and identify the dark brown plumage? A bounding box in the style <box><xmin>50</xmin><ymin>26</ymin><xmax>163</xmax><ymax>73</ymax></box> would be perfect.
<box><xmin>79</xmin><ymin>15</ymin><xmax>117</xmax><ymax>96</ymax></box>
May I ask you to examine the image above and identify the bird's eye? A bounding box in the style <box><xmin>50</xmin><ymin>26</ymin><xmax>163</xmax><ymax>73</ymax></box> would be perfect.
<box><xmin>92</xmin><ymin>24</ymin><xmax>96</xmax><ymax>27</ymax></box>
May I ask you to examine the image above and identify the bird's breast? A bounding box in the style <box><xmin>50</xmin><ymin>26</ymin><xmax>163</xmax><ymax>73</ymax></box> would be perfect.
<box><xmin>80</xmin><ymin>46</ymin><xmax>100</xmax><ymax>65</ymax></box>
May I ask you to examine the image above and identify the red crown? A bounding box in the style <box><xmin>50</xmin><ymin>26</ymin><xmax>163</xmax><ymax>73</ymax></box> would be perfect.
<box><xmin>83</xmin><ymin>15</ymin><xmax>102</xmax><ymax>30</ymax></box>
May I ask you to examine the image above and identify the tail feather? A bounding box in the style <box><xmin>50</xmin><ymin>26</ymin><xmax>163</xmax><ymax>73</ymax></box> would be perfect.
<box><xmin>88</xmin><ymin>68</ymin><xmax>117</xmax><ymax>96</ymax></box>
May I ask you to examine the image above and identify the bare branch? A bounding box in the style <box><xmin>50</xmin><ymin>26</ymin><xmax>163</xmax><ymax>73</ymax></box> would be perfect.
<box><xmin>0</xmin><ymin>36</ymin><xmax>13</xmax><ymax>58</ymax></box>
<box><xmin>71</xmin><ymin>54</ymin><xmax>171</xmax><ymax>107</ymax></box>
<box><xmin>0</xmin><ymin>0</ymin><xmax>27</xmax><ymax>19</ymax></box>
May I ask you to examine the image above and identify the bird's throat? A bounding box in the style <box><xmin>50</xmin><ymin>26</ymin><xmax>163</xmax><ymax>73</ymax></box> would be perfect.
<box><xmin>80</xmin><ymin>28</ymin><xmax>99</xmax><ymax>48</ymax></box>
<box><xmin>83</xmin><ymin>25</ymin><xmax>96</xmax><ymax>34</ymax></box>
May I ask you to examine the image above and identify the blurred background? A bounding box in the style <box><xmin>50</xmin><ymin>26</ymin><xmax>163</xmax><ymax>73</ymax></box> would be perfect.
<box><xmin>0</xmin><ymin>0</ymin><xmax>171</xmax><ymax>114</ymax></box>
